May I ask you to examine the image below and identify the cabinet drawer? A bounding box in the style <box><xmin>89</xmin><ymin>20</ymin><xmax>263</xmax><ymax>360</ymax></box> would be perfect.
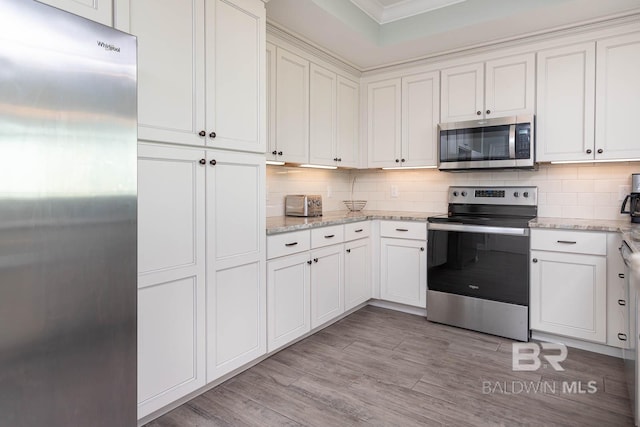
<box><xmin>267</xmin><ymin>230</ymin><xmax>311</xmax><ymax>259</ymax></box>
<box><xmin>311</xmin><ymin>225</ymin><xmax>344</xmax><ymax>249</ymax></box>
<box><xmin>344</xmin><ymin>221</ymin><xmax>371</xmax><ymax>241</ymax></box>
<box><xmin>380</xmin><ymin>221</ymin><xmax>426</xmax><ymax>240</ymax></box>
<box><xmin>530</xmin><ymin>229</ymin><xmax>606</xmax><ymax>255</ymax></box>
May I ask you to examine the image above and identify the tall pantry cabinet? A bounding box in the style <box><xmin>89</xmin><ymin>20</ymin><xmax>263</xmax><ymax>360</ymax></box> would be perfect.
<box><xmin>115</xmin><ymin>0</ymin><xmax>267</xmax><ymax>419</ymax></box>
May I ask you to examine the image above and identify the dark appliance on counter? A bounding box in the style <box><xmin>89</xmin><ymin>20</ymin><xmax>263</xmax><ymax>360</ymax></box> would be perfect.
<box><xmin>621</xmin><ymin>173</ymin><xmax>640</xmax><ymax>223</ymax></box>
<box><xmin>438</xmin><ymin>115</ymin><xmax>535</xmax><ymax>171</ymax></box>
<box><xmin>427</xmin><ymin>186</ymin><xmax>538</xmax><ymax>341</ymax></box>
<box><xmin>0</xmin><ymin>1</ymin><xmax>137</xmax><ymax>425</ymax></box>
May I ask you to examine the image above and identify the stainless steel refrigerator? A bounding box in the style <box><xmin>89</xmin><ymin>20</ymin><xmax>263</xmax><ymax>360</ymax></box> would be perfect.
<box><xmin>0</xmin><ymin>1</ymin><xmax>137</xmax><ymax>425</ymax></box>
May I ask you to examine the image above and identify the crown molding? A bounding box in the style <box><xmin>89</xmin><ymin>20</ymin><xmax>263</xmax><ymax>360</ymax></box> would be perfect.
<box><xmin>266</xmin><ymin>20</ymin><xmax>362</xmax><ymax>77</ymax></box>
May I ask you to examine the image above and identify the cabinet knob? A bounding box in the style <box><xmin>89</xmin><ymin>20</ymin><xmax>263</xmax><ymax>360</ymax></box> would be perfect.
<box><xmin>401</xmin><ymin>158</ymin><xmax>406</xmax><ymax>163</ymax></box>
<box><xmin>346</xmin><ymin>249</ymin><xmax>351</xmax><ymax>253</ymax></box>
<box><xmin>333</xmin><ymin>157</ymin><xmax>338</xmax><ymax>162</ymax></box>
<box><xmin>420</xmin><ymin>247</ymin><xmax>425</xmax><ymax>252</ymax></box>
<box><xmin>338</xmin><ymin>158</ymin><xmax>342</xmax><ymax>162</ymax></box>
<box><xmin>272</xmin><ymin>150</ymin><xmax>277</xmax><ymax>155</ymax></box>
<box><xmin>210</xmin><ymin>159</ymin><xmax>217</xmax><ymax>166</ymax></box>
<box><xmin>198</xmin><ymin>130</ymin><xmax>206</xmax><ymax>137</ymax></box>
<box><xmin>277</xmin><ymin>151</ymin><xmax>283</xmax><ymax>156</ymax></box>
<box><xmin>199</xmin><ymin>158</ymin><xmax>206</xmax><ymax>165</ymax></box>
<box><xmin>313</xmin><ymin>258</ymin><xmax>319</xmax><ymax>263</ymax></box>
<box><xmin>395</xmin><ymin>159</ymin><xmax>400</xmax><ymax>163</ymax></box>
<box><xmin>597</xmin><ymin>148</ymin><xmax>603</xmax><ymax>154</ymax></box>
<box><xmin>209</xmin><ymin>131</ymin><xmax>216</xmax><ymax>139</ymax></box>
<box><xmin>307</xmin><ymin>260</ymin><xmax>312</xmax><ymax>265</ymax></box>
<box><xmin>476</xmin><ymin>111</ymin><xmax>482</xmax><ymax>116</ymax></box>
<box><xmin>532</xmin><ymin>258</ymin><xmax>538</xmax><ymax>263</ymax></box>
<box><xmin>586</xmin><ymin>149</ymin><xmax>592</xmax><ymax>154</ymax></box>
<box><xmin>486</xmin><ymin>109</ymin><xmax>491</xmax><ymax>115</ymax></box>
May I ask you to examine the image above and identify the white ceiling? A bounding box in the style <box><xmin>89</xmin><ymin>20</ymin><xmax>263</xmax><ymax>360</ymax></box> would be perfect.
<box><xmin>266</xmin><ymin>0</ymin><xmax>640</xmax><ymax>71</ymax></box>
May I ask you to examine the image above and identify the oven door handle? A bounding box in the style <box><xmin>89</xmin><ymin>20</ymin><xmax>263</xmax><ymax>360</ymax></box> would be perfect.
<box><xmin>428</xmin><ymin>222</ymin><xmax>529</xmax><ymax>236</ymax></box>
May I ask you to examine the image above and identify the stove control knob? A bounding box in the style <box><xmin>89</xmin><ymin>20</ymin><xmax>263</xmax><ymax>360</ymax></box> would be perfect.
<box><xmin>453</xmin><ymin>191</ymin><xmax>459</xmax><ymax>197</ymax></box>
<box><xmin>461</xmin><ymin>191</ymin><xmax>467</xmax><ymax>197</ymax></box>
<box><xmin>523</xmin><ymin>192</ymin><xmax>529</xmax><ymax>198</ymax></box>
<box><xmin>513</xmin><ymin>191</ymin><xmax>520</xmax><ymax>198</ymax></box>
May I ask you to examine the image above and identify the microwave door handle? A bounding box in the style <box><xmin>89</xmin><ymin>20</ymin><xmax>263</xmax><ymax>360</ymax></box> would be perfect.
<box><xmin>508</xmin><ymin>124</ymin><xmax>516</xmax><ymax>159</ymax></box>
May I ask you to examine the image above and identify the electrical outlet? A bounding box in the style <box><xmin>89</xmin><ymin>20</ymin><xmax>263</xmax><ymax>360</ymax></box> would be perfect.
<box><xmin>327</xmin><ymin>186</ymin><xmax>332</xmax><ymax>198</ymax></box>
<box><xmin>619</xmin><ymin>185</ymin><xmax>631</xmax><ymax>201</ymax></box>
<box><xmin>390</xmin><ymin>185</ymin><xmax>399</xmax><ymax>198</ymax></box>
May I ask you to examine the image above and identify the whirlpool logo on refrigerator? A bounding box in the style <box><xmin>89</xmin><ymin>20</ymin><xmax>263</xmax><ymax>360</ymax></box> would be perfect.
<box><xmin>97</xmin><ymin>41</ymin><xmax>120</xmax><ymax>52</ymax></box>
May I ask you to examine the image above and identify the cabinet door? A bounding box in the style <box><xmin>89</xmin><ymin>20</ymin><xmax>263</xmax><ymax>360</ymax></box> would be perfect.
<box><xmin>336</xmin><ymin>76</ymin><xmax>360</xmax><ymax>168</ymax></box>
<box><xmin>345</xmin><ymin>239</ymin><xmax>371</xmax><ymax>311</ymax></box>
<box><xmin>530</xmin><ymin>250</ymin><xmax>607</xmax><ymax>343</ymax></box>
<box><xmin>137</xmin><ymin>144</ymin><xmax>206</xmax><ymax>418</ymax></box>
<box><xmin>266</xmin><ymin>42</ymin><xmax>278</xmax><ymax>161</ymax></box>
<box><xmin>206</xmin><ymin>0</ymin><xmax>265</xmax><ymax>153</ymax></box>
<box><xmin>402</xmin><ymin>71</ymin><xmax>440</xmax><ymax>167</ymax></box>
<box><xmin>536</xmin><ymin>43</ymin><xmax>596</xmax><ymax>162</ymax></box>
<box><xmin>485</xmin><ymin>53</ymin><xmax>535</xmax><ymax>118</ymax></box>
<box><xmin>267</xmin><ymin>253</ymin><xmax>311</xmax><ymax>352</ymax></box>
<box><xmin>596</xmin><ymin>32</ymin><xmax>640</xmax><ymax>160</ymax></box>
<box><xmin>276</xmin><ymin>48</ymin><xmax>310</xmax><ymax>164</ymax></box>
<box><xmin>606</xmin><ymin>233</ymin><xmax>629</xmax><ymax>348</ymax></box>
<box><xmin>380</xmin><ymin>238</ymin><xmax>427</xmax><ymax>308</ymax></box>
<box><xmin>440</xmin><ymin>63</ymin><xmax>484</xmax><ymax>123</ymax></box>
<box><xmin>367</xmin><ymin>78</ymin><xmax>401</xmax><ymax>168</ymax></box>
<box><xmin>40</xmin><ymin>0</ymin><xmax>112</xmax><ymax>25</ymax></box>
<box><xmin>311</xmin><ymin>245</ymin><xmax>344</xmax><ymax>328</ymax></box>
<box><xmin>309</xmin><ymin>64</ymin><xmax>337</xmax><ymax>166</ymax></box>
<box><xmin>206</xmin><ymin>150</ymin><xmax>266</xmax><ymax>381</ymax></box>
<box><xmin>115</xmin><ymin>0</ymin><xmax>206</xmax><ymax>146</ymax></box>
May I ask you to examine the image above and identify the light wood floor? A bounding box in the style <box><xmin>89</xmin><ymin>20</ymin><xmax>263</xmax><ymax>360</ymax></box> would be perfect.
<box><xmin>146</xmin><ymin>306</ymin><xmax>634</xmax><ymax>426</ymax></box>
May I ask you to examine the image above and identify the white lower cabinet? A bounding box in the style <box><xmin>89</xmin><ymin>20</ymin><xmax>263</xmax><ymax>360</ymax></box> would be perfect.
<box><xmin>380</xmin><ymin>237</ymin><xmax>427</xmax><ymax>308</ymax></box>
<box><xmin>310</xmin><ymin>245</ymin><xmax>344</xmax><ymax>328</ymax></box>
<box><xmin>607</xmin><ymin>233</ymin><xmax>629</xmax><ymax>348</ymax></box>
<box><xmin>137</xmin><ymin>144</ymin><xmax>265</xmax><ymax>418</ymax></box>
<box><xmin>267</xmin><ymin>252</ymin><xmax>311</xmax><ymax>352</ymax></box>
<box><xmin>345</xmin><ymin>238</ymin><xmax>372</xmax><ymax>311</ymax></box>
<box><xmin>530</xmin><ymin>229</ymin><xmax>607</xmax><ymax>343</ymax></box>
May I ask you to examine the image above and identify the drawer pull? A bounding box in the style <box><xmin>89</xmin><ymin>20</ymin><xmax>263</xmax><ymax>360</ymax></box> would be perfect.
<box><xmin>285</xmin><ymin>242</ymin><xmax>298</xmax><ymax>247</ymax></box>
<box><xmin>557</xmin><ymin>240</ymin><xmax>577</xmax><ymax>244</ymax></box>
<box><xmin>396</xmin><ymin>228</ymin><xmax>409</xmax><ymax>232</ymax></box>
<box><xmin>619</xmin><ymin>299</ymin><xmax>627</xmax><ymax>306</ymax></box>
<box><xmin>619</xmin><ymin>273</ymin><xmax>625</xmax><ymax>279</ymax></box>
<box><xmin>355</xmin><ymin>229</ymin><xmax>363</xmax><ymax>233</ymax></box>
<box><xmin>324</xmin><ymin>234</ymin><xmax>335</xmax><ymax>239</ymax></box>
<box><xmin>618</xmin><ymin>333</ymin><xmax>628</xmax><ymax>341</ymax></box>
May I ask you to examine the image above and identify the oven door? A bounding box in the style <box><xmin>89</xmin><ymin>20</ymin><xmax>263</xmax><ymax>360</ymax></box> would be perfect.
<box><xmin>427</xmin><ymin>223</ymin><xmax>530</xmax><ymax>306</ymax></box>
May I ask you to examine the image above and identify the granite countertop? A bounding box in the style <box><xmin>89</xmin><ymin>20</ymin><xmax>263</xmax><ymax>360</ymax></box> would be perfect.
<box><xmin>266</xmin><ymin>210</ymin><xmax>442</xmax><ymax>235</ymax></box>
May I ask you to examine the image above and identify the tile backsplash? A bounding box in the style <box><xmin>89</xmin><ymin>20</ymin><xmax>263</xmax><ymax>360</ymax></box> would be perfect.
<box><xmin>267</xmin><ymin>162</ymin><xmax>640</xmax><ymax>220</ymax></box>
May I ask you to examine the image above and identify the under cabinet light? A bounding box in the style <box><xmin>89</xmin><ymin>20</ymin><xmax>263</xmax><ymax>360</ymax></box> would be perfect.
<box><xmin>299</xmin><ymin>164</ymin><xmax>338</xmax><ymax>170</ymax></box>
<box><xmin>266</xmin><ymin>160</ymin><xmax>285</xmax><ymax>166</ymax></box>
<box><xmin>381</xmin><ymin>165</ymin><xmax>438</xmax><ymax>170</ymax></box>
<box><xmin>550</xmin><ymin>158</ymin><xmax>640</xmax><ymax>165</ymax></box>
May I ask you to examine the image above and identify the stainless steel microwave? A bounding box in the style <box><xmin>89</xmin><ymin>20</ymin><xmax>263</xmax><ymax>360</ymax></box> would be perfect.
<box><xmin>438</xmin><ymin>114</ymin><xmax>535</xmax><ymax>171</ymax></box>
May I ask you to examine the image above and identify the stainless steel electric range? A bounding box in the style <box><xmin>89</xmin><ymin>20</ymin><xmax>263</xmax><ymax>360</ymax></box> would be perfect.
<box><xmin>427</xmin><ymin>186</ymin><xmax>538</xmax><ymax>342</ymax></box>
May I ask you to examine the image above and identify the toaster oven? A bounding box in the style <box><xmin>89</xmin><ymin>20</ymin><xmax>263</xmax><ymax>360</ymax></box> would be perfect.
<box><xmin>285</xmin><ymin>195</ymin><xmax>322</xmax><ymax>217</ymax></box>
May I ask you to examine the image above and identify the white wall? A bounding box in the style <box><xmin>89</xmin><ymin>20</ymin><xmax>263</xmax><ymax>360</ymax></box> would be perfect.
<box><xmin>267</xmin><ymin>162</ymin><xmax>640</xmax><ymax>220</ymax></box>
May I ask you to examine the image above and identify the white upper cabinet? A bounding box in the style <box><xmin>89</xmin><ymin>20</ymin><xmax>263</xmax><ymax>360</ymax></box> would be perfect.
<box><xmin>308</xmin><ymin>66</ymin><xmax>361</xmax><ymax>168</ymax></box>
<box><xmin>367</xmin><ymin>72</ymin><xmax>439</xmax><ymax>168</ymax></box>
<box><xmin>367</xmin><ymin>78</ymin><xmax>402</xmax><ymax>168</ymax></box>
<box><xmin>275</xmin><ymin>48</ymin><xmax>310</xmax><ymax>164</ymax></box>
<box><xmin>595</xmin><ymin>32</ymin><xmax>640</xmax><ymax>160</ymax></box>
<box><xmin>336</xmin><ymin>76</ymin><xmax>360</xmax><ymax>168</ymax></box>
<box><xmin>39</xmin><ymin>0</ymin><xmax>112</xmax><ymax>25</ymax></box>
<box><xmin>115</xmin><ymin>0</ymin><xmax>265</xmax><ymax>153</ymax></box>
<box><xmin>441</xmin><ymin>53</ymin><xmax>534</xmax><ymax>122</ymax></box>
<box><xmin>401</xmin><ymin>71</ymin><xmax>440</xmax><ymax>168</ymax></box>
<box><xmin>309</xmin><ymin>64</ymin><xmax>337</xmax><ymax>166</ymax></box>
<box><xmin>205</xmin><ymin>0</ymin><xmax>265</xmax><ymax>153</ymax></box>
<box><xmin>536</xmin><ymin>43</ymin><xmax>596</xmax><ymax>162</ymax></box>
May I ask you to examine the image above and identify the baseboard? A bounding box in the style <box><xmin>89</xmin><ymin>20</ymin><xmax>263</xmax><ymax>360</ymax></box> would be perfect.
<box><xmin>531</xmin><ymin>331</ymin><xmax>624</xmax><ymax>359</ymax></box>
